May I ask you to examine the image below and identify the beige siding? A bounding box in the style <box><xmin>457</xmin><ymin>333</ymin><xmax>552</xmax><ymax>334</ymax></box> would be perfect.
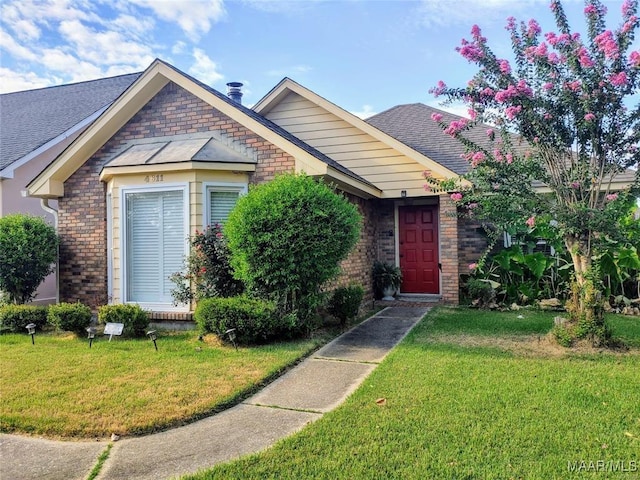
<box><xmin>264</xmin><ymin>92</ymin><xmax>434</xmax><ymax>198</ymax></box>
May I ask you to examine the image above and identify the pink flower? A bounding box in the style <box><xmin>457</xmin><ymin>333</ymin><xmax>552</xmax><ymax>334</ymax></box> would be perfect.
<box><xmin>609</xmin><ymin>71</ymin><xmax>628</xmax><ymax>86</ymax></box>
<box><xmin>594</xmin><ymin>30</ymin><xmax>619</xmax><ymax>59</ymax></box>
<box><xmin>505</xmin><ymin>105</ymin><xmax>522</xmax><ymax>120</ymax></box>
<box><xmin>458</xmin><ymin>43</ymin><xmax>485</xmax><ymax>62</ymax></box>
<box><xmin>526</xmin><ymin>216</ymin><xmax>536</xmax><ymax>228</ymax></box>
<box><xmin>471</xmin><ymin>151</ymin><xmax>486</xmax><ymax>166</ymax></box>
<box><xmin>584</xmin><ymin>4</ymin><xmax>598</xmax><ymax>15</ymax></box>
<box><xmin>423</xmin><ymin>170</ymin><xmax>432</xmax><ymax>178</ymax></box>
<box><xmin>443</xmin><ymin>118</ymin><xmax>468</xmax><ymax>136</ymax></box>
<box><xmin>423</xmin><ymin>184</ymin><xmax>432</xmax><ymax>192</ymax></box>
<box><xmin>605</xmin><ymin>193</ymin><xmax>618</xmax><ymax>201</ymax></box>
<box><xmin>505</xmin><ymin>16</ymin><xmax>517</xmax><ymax>31</ymax></box>
<box><xmin>630</xmin><ymin>51</ymin><xmax>640</xmax><ymax>67</ymax></box>
<box><xmin>468</xmin><ymin>263</ymin><xmax>478</xmax><ymax>270</ymax></box>
<box><xmin>471</xmin><ymin>24</ymin><xmax>483</xmax><ymax>40</ymax></box>
<box><xmin>542</xmin><ymin>82</ymin><xmax>554</xmax><ymax>91</ymax></box>
<box><xmin>571</xmin><ymin>181</ymin><xmax>580</xmax><ymax>189</ymax></box>
<box><xmin>565</xmin><ymin>80</ymin><xmax>582</xmax><ymax>92</ymax></box>
<box><xmin>486</xmin><ymin>128</ymin><xmax>494</xmax><ymax>137</ymax></box>
<box><xmin>544</xmin><ymin>112</ymin><xmax>553</xmax><ymax>120</ymax></box>
<box><xmin>584</xmin><ymin>113</ymin><xmax>596</xmax><ymax>121</ymax></box>
<box><xmin>450</xmin><ymin>192</ymin><xmax>463</xmax><ymax>202</ymax></box>
<box><xmin>498</xmin><ymin>59</ymin><xmax>511</xmax><ymax>74</ymax></box>
<box><xmin>431</xmin><ymin>112</ymin><xmax>444</xmax><ymax>122</ymax></box>
<box><xmin>527</xmin><ymin>19</ymin><xmax>541</xmax><ymax>38</ymax></box>
<box><xmin>481</xmin><ymin>87</ymin><xmax>495</xmax><ymax>98</ymax></box>
<box><xmin>494</xmin><ymin>84</ymin><xmax>519</xmax><ymax>102</ymax></box>
<box><xmin>467</xmin><ymin>108</ymin><xmax>478</xmax><ymax>120</ymax></box>
<box><xmin>506</xmin><ymin>153</ymin><xmax>514</xmax><ymax>164</ymax></box>
<box><xmin>622</xmin><ymin>0</ymin><xmax>634</xmax><ymax>17</ymax></box>
<box><xmin>429</xmin><ymin>80</ymin><xmax>447</xmax><ymax>97</ymax></box>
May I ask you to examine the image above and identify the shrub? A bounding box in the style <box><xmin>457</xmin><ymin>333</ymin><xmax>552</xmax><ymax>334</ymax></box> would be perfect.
<box><xmin>328</xmin><ymin>285</ymin><xmax>364</xmax><ymax>325</ymax></box>
<box><xmin>0</xmin><ymin>214</ymin><xmax>58</xmax><ymax>304</ymax></box>
<box><xmin>47</xmin><ymin>302</ymin><xmax>92</xmax><ymax>336</ymax></box>
<box><xmin>225</xmin><ymin>173</ymin><xmax>361</xmax><ymax>326</ymax></box>
<box><xmin>98</xmin><ymin>304</ymin><xmax>149</xmax><ymax>338</ymax></box>
<box><xmin>0</xmin><ymin>304</ymin><xmax>48</xmax><ymax>333</ymax></box>
<box><xmin>372</xmin><ymin>262</ymin><xmax>402</xmax><ymax>299</ymax></box>
<box><xmin>170</xmin><ymin>224</ymin><xmax>243</xmax><ymax>305</ymax></box>
<box><xmin>466</xmin><ymin>278</ymin><xmax>496</xmax><ymax>308</ymax></box>
<box><xmin>194</xmin><ymin>296</ymin><xmax>296</xmax><ymax>345</ymax></box>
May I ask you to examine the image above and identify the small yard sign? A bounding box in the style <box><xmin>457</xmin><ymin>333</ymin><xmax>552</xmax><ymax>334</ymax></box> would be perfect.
<box><xmin>104</xmin><ymin>322</ymin><xmax>124</xmax><ymax>341</ymax></box>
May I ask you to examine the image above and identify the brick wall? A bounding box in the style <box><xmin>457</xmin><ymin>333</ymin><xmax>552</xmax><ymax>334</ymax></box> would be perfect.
<box><xmin>458</xmin><ymin>216</ymin><xmax>490</xmax><ymax>273</ymax></box>
<box><xmin>439</xmin><ymin>194</ymin><xmax>459</xmax><ymax>304</ymax></box>
<box><xmin>59</xmin><ymin>82</ymin><xmax>295</xmax><ymax>305</ymax></box>
<box><xmin>332</xmin><ymin>194</ymin><xmax>378</xmax><ymax>303</ymax></box>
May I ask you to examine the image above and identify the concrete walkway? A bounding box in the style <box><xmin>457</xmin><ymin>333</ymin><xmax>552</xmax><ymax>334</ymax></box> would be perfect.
<box><xmin>0</xmin><ymin>306</ymin><xmax>428</xmax><ymax>480</ymax></box>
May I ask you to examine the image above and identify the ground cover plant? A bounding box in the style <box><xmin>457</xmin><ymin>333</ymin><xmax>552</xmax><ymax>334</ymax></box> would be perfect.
<box><xmin>0</xmin><ymin>330</ymin><xmax>330</xmax><ymax>439</ymax></box>
<box><xmin>185</xmin><ymin>307</ymin><xmax>640</xmax><ymax>480</ymax></box>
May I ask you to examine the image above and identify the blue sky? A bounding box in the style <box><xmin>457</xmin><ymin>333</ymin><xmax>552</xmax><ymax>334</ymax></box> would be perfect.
<box><xmin>0</xmin><ymin>0</ymin><xmax>633</xmax><ymax>117</ymax></box>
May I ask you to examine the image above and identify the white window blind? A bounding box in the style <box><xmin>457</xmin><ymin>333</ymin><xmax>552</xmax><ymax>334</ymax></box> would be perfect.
<box><xmin>209</xmin><ymin>190</ymin><xmax>240</xmax><ymax>226</ymax></box>
<box><xmin>126</xmin><ymin>190</ymin><xmax>184</xmax><ymax>304</ymax></box>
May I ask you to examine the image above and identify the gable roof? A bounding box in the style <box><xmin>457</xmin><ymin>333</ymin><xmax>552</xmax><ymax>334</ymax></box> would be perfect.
<box><xmin>0</xmin><ymin>73</ymin><xmax>141</xmax><ymax>174</ymax></box>
<box><xmin>253</xmin><ymin>78</ymin><xmax>461</xmax><ymax>197</ymax></box>
<box><xmin>28</xmin><ymin>60</ymin><xmax>379</xmax><ymax>199</ymax></box>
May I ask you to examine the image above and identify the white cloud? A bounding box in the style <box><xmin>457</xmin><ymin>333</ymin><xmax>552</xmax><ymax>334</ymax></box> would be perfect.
<box><xmin>128</xmin><ymin>0</ymin><xmax>226</xmax><ymax>41</ymax></box>
<box><xmin>350</xmin><ymin>104</ymin><xmax>377</xmax><ymax>119</ymax></box>
<box><xmin>0</xmin><ymin>68</ymin><xmax>57</xmax><ymax>93</ymax></box>
<box><xmin>58</xmin><ymin>19</ymin><xmax>155</xmax><ymax>68</ymax></box>
<box><xmin>172</xmin><ymin>40</ymin><xmax>187</xmax><ymax>55</ymax></box>
<box><xmin>0</xmin><ymin>30</ymin><xmax>39</xmax><ymax>62</ymax></box>
<box><xmin>416</xmin><ymin>0</ymin><xmax>547</xmax><ymax>28</ymax></box>
<box><xmin>189</xmin><ymin>48</ymin><xmax>224</xmax><ymax>85</ymax></box>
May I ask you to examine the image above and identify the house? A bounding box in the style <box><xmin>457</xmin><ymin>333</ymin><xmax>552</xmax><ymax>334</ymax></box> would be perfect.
<box><xmin>26</xmin><ymin>58</ymin><xmax>488</xmax><ymax>319</ymax></box>
<box><xmin>0</xmin><ymin>73</ymin><xmax>140</xmax><ymax>304</ymax></box>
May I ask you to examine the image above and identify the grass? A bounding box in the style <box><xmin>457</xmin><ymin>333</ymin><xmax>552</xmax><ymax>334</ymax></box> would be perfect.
<box><xmin>0</xmin><ymin>329</ymin><xmax>331</xmax><ymax>439</ymax></box>
<box><xmin>184</xmin><ymin>308</ymin><xmax>640</xmax><ymax>480</ymax></box>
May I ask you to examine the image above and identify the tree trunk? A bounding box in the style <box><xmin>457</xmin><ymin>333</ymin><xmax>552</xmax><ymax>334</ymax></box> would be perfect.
<box><xmin>562</xmin><ymin>235</ymin><xmax>610</xmax><ymax>346</ymax></box>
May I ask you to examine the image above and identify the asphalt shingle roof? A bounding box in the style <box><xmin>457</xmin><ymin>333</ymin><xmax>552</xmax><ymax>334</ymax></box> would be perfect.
<box><xmin>0</xmin><ymin>73</ymin><xmax>141</xmax><ymax>171</ymax></box>
<box><xmin>366</xmin><ymin>103</ymin><xmax>494</xmax><ymax>175</ymax></box>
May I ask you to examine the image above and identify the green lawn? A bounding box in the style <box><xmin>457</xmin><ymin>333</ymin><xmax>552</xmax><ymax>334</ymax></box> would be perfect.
<box><xmin>185</xmin><ymin>308</ymin><xmax>640</xmax><ymax>480</ymax></box>
<box><xmin>0</xmin><ymin>330</ymin><xmax>330</xmax><ymax>439</ymax></box>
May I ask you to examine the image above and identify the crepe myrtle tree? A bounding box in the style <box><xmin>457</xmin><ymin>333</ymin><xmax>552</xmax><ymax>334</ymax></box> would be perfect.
<box><xmin>427</xmin><ymin>0</ymin><xmax>639</xmax><ymax>345</ymax></box>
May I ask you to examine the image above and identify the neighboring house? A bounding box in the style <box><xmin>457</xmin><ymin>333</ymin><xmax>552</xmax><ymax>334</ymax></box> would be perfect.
<box><xmin>25</xmin><ymin>59</ymin><xmax>493</xmax><ymax>319</ymax></box>
<box><xmin>0</xmin><ymin>73</ymin><xmax>140</xmax><ymax>304</ymax></box>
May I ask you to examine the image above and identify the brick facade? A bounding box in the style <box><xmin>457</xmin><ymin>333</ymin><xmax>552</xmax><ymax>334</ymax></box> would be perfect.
<box><xmin>59</xmin><ymin>82</ymin><xmax>296</xmax><ymax>306</ymax></box>
<box><xmin>57</xmin><ymin>81</ymin><xmax>467</xmax><ymax>311</ymax></box>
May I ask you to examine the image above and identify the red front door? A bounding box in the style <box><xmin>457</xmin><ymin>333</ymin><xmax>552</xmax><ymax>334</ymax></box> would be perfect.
<box><xmin>399</xmin><ymin>205</ymin><xmax>440</xmax><ymax>294</ymax></box>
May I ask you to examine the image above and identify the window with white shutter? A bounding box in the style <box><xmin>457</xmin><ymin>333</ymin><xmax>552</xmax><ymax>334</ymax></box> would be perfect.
<box><xmin>204</xmin><ymin>183</ymin><xmax>247</xmax><ymax>228</ymax></box>
<box><xmin>123</xmin><ymin>187</ymin><xmax>188</xmax><ymax>308</ymax></box>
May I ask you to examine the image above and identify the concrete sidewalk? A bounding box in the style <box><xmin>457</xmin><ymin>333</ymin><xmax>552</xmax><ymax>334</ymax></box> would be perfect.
<box><xmin>0</xmin><ymin>306</ymin><xmax>428</xmax><ymax>480</ymax></box>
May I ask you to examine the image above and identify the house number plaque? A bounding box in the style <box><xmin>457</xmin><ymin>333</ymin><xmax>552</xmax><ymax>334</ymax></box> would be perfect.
<box><xmin>144</xmin><ymin>174</ymin><xmax>164</xmax><ymax>183</ymax></box>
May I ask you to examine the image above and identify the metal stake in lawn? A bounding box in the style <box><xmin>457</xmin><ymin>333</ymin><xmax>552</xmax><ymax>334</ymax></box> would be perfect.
<box><xmin>86</xmin><ymin>326</ymin><xmax>97</xmax><ymax>348</ymax></box>
<box><xmin>25</xmin><ymin>323</ymin><xmax>36</xmax><ymax>345</ymax></box>
<box><xmin>147</xmin><ymin>330</ymin><xmax>158</xmax><ymax>351</ymax></box>
<box><xmin>225</xmin><ymin>328</ymin><xmax>237</xmax><ymax>350</ymax></box>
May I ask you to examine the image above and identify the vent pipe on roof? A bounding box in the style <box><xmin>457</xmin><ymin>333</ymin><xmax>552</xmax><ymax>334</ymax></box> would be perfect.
<box><xmin>226</xmin><ymin>82</ymin><xmax>243</xmax><ymax>104</ymax></box>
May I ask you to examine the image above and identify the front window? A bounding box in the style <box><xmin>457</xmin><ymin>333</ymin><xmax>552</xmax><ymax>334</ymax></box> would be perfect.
<box><xmin>204</xmin><ymin>183</ymin><xmax>246</xmax><ymax>227</ymax></box>
<box><xmin>122</xmin><ymin>186</ymin><xmax>188</xmax><ymax>309</ymax></box>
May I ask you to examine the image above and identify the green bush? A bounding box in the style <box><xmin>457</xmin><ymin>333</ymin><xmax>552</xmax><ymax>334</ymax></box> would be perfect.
<box><xmin>225</xmin><ymin>173</ymin><xmax>361</xmax><ymax>326</ymax></box>
<box><xmin>0</xmin><ymin>214</ymin><xmax>58</xmax><ymax>304</ymax></box>
<box><xmin>98</xmin><ymin>304</ymin><xmax>149</xmax><ymax>338</ymax></box>
<box><xmin>47</xmin><ymin>302</ymin><xmax>92</xmax><ymax>336</ymax></box>
<box><xmin>0</xmin><ymin>304</ymin><xmax>48</xmax><ymax>333</ymax></box>
<box><xmin>328</xmin><ymin>285</ymin><xmax>364</xmax><ymax>325</ymax></box>
<box><xmin>194</xmin><ymin>296</ymin><xmax>296</xmax><ymax>344</ymax></box>
<box><xmin>170</xmin><ymin>224</ymin><xmax>244</xmax><ymax>305</ymax></box>
<box><xmin>466</xmin><ymin>278</ymin><xmax>496</xmax><ymax>308</ymax></box>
